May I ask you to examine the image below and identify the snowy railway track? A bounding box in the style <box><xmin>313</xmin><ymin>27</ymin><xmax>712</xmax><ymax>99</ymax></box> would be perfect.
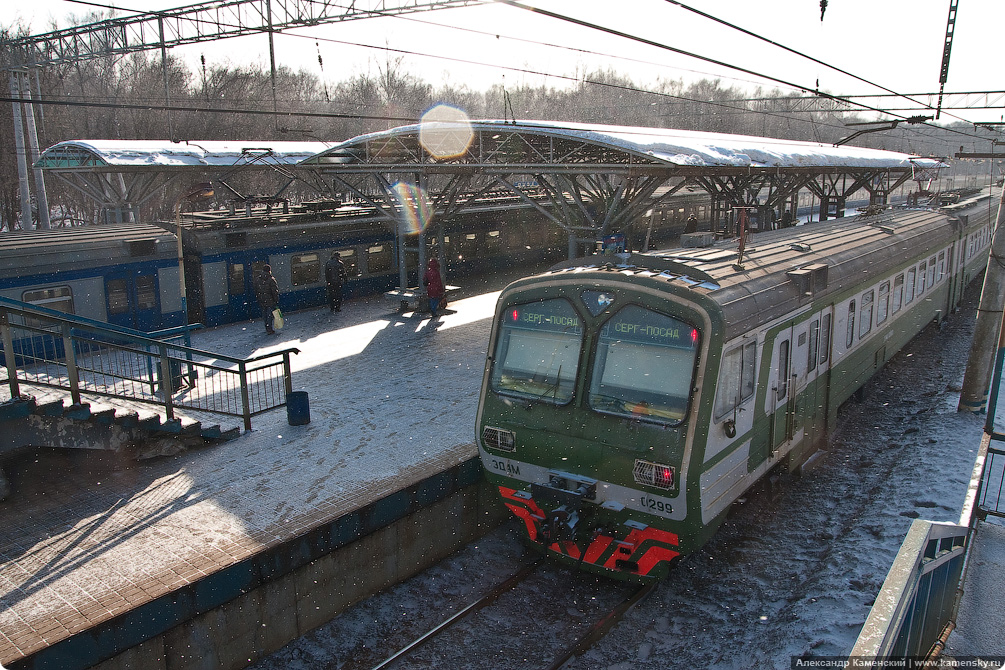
<box><xmin>368</xmin><ymin>558</ymin><xmax>653</xmax><ymax>670</ymax></box>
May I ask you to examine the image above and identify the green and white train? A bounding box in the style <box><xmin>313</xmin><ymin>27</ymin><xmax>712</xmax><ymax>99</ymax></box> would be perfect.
<box><xmin>476</xmin><ymin>192</ymin><xmax>995</xmax><ymax>581</ymax></box>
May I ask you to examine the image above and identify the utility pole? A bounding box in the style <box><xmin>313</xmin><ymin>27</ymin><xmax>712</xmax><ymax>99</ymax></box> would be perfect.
<box><xmin>959</xmin><ymin>148</ymin><xmax>1005</xmax><ymax>412</ymax></box>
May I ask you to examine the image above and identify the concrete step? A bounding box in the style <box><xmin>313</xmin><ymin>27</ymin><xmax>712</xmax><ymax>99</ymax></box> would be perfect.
<box><xmin>0</xmin><ymin>397</ymin><xmax>35</xmax><ymax>423</ymax></box>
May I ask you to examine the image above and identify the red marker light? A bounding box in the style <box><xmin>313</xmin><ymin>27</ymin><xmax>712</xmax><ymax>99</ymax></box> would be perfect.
<box><xmin>658</xmin><ymin>466</ymin><xmax>673</xmax><ymax>486</ymax></box>
<box><xmin>512</xmin><ymin>309</ymin><xmax>519</xmax><ymax>321</ymax></box>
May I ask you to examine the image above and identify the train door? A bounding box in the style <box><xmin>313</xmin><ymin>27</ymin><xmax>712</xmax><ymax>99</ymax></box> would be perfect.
<box><xmin>227</xmin><ymin>261</ymin><xmax>253</xmax><ymax>321</ymax></box>
<box><xmin>768</xmin><ymin>320</ymin><xmax>808</xmax><ymax>458</ymax></box>
<box><xmin>227</xmin><ymin>259</ymin><xmax>268</xmax><ymax>321</ymax></box>
<box><xmin>105</xmin><ymin>269</ymin><xmax>161</xmax><ymax>331</ymax></box>
<box><xmin>798</xmin><ymin>309</ymin><xmax>832</xmax><ymax>440</ymax></box>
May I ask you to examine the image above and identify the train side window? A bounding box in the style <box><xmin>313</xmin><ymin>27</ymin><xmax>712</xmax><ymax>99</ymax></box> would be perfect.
<box><xmin>366</xmin><ymin>245</ymin><xmax>392</xmax><ymax>274</ymax></box>
<box><xmin>807</xmin><ymin>320</ymin><xmax>819</xmax><ymax>371</ymax></box>
<box><xmin>937</xmin><ymin>251</ymin><xmax>946</xmax><ymax>282</ymax></box>
<box><xmin>892</xmin><ymin>275</ymin><xmax>904</xmax><ymax>313</ymax></box>
<box><xmin>714</xmin><ymin>341</ymin><xmax>756</xmax><ymax>421</ymax></box>
<box><xmin>820</xmin><ymin>313</ymin><xmax>831</xmax><ymax>365</ymax></box>
<box><xmin>22</xmin><ymin>286</ymin><xmax>75</xmax><ymax>330</ymax></box>
<box><xmin>859</xmin><ymin>291</ymin><xmax>873</xmax><ymax>337</ymax></box>
<box><xmin>905</xmin><ymin>268</ymin><xmax>916</xmax><ymax>303</ymax></box>
<box><xmin>23</xmin><ymin>286</ymin><xmax>74</xmax><ymax>314</ymax></box>
<box><xmin>291</xmin><ymin>253</ymin><xmax>321</xmax><ymax>286</ymax></box>
<box><xmin>484</xmin><ymin>230</ymin><xmax>502</xmax><ymax>255</ymax></box>
<box><xmin>846</xmin><ymin>300</ymin><xmax>856</xmax><ymax>349</ymax></box>
<box><xmin>136</xmin><ymin>275</ymin><xmax>157</xmax><ymax>310</ymax></box>
<box><xmin>107</xmin><ymin>279</ymin><xmax>129</xmax><ymax>315</ymax></box>
<box><xmin>877</xmin><ymin>282</ymin><xmax>890</xmax><ymax>325</ymax></box>
<box><xmin>776</xmin><ymin>340</ymin><xmax>789</xmax><ymax>401</ymax></box>
<box><xmin>927</xmin><ymin>256</ymin><xmax>936</xmax><ymax>288</ymax></box>
<box><xmin>916</xmin><ymin>262</ymin><xmax>926</xmax><ymax>295</ymax></box>
<box><xmin>337</xmin><ymin>248</ymin><xmax>359</xmax><ymax>277</ymax></box>
<box><xmin>229</xmin><ymin>264</ymin><xmax>246</xmax><ymax>295</ymax></box>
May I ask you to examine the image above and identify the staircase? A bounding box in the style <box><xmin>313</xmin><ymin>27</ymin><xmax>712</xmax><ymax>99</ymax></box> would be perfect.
<box><xmin>0</xmin><ymin>394</ymin><xmax>242</xmax><ymax>500</ymax></box>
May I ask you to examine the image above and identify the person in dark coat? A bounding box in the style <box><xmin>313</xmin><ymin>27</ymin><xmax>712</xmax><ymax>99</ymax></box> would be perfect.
<box><xmin>423</xmin><ymin>258</ymin><xmax>445</xmax><ymax>317</ymax></box>
<box><xmin>324</xmin><ymin>254</ymin><xmax>348</xmax><ymax>313</ymax></box>
<box><xmin>253</xmin><ymin>264</ymin><xmax>280</xmax><ymax>334</ymax></box>
<box><xmin>683</xmin><ymin>214</ymin><xmax>698</xmax><ymax>234</ymax></box>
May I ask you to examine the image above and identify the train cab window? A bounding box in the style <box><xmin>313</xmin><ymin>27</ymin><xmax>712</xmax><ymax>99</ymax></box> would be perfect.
<box><xmin>291</xmin><ymin>253</ymin><xmax>321</xmax><ymax>286</ymax></box>
<box><xmin>892</xmin><ymin>275</ymin><xmax>904</xmax><ymax>313</ymax></box>
<box><xmin>489</xmin><ymin>298</ymin><xmax>582</xmax><ymax>405</ymax></box>
<box><xmin>820</xmin><ymin>314</ymin><xmax>831</xmax><ymax>365</ymax></box>
<box><xmin>366</xmin><ymin>245</ymin><xmax>392</xmax><ymax>274</ymax></box>
<box><xmin>776</xmin><ymin>340</ymin><xmax>789</xmax><ymax>401</ymax></box>
<box><xmin>136</xmin><ymin>275</ymin><xmax>157</xmax><ymax>310</ymax></box>
<box><xmin>229</xmin><ymin>264</ymin><xmax>246</xmax><ymax>296</ymax></box>
<box><xmin>588</xmin><ymin>305</ymin><xmax>700</xmax><ymax>424</ymax></box>
<box><xmin>916</xmin><ymin>262</ymin><xmax>926</xmax><ymax>295</ymax></box>
<box><xmin>859</xmin><ymin>290</ymin><xmax>874</xmax><ymax>337</ymax></box>
<box><xmin>927</xmin><ymin>256</ymin><xmax>936</xmax><ymax>288</ymax></box>
<box><xmin>107</xmin><ymin>279</ymin><xmax>129</xmax><ymax>315</ymax></box>
<box><xmin>715</xmin><ymin>341</ymin><xmax>756</xmax><ymax>421</ymax></box>
<box><xmin>846</xmin><ymin>300</ymin><xmax>856</xmax><ymax>349</ymax></box>
<box><xmin>877</xmin><ymin>282</ymin><xmax>890</xmax><ymax>325</ymax></box>
<box><xmin>905</xmin><ymin>268</ymin><xmax>916</xmax><ymax>303</ymax></box>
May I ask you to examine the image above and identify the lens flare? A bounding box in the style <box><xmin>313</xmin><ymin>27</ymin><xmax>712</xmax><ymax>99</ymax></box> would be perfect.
<box><xmin>391</xmin><ymin>181</ymin><xmax>433</xmax><ymax>235</ymax></box>
<box><xmin>419</xmin><ymin>105</ymin><xmax>473</xmax><ymax>160</ymax></box>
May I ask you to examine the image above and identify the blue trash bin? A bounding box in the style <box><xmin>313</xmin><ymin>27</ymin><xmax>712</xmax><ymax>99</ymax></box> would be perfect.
<box><xmin>287</xmin><ymin>390</ymin><xmax>311</xmax><ymax>425</ymax></box>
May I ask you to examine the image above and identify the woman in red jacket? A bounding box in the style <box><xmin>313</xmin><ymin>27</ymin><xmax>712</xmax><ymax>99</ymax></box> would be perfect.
<box><xmin>424</xmin><ymin>258</ymin><xmax>445</xmax><ymax>317</ymax></box>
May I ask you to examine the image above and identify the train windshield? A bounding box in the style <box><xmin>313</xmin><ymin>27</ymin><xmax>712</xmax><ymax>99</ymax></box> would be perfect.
<box><xmin>490</xmin><ymin>298</ymin><xmax>583</xmax><ymax>404</ymax></box>
<box><xmin>589</xmin><ymin>305</ymin><xmax>699</xmax><ymax>424</ymax></box>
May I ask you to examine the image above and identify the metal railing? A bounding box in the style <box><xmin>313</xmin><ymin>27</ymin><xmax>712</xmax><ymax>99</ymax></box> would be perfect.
<box><xmin>850</xmin><ymin>520</ymin><xmax>967</xmax><ymax>661</ymax></box>
<box><xmin>974</xmin><ymin>340</ymin><xmax>1005</xmax><ymax>520</ymax></box>
<box><xmin>0</xmin><ymin>297</ymin><xmax>298</xmax><ymax>431</ymax></box>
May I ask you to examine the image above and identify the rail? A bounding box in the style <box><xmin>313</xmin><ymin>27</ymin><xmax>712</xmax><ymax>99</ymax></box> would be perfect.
<box><xmin>850</xmin><ymin>520</ymin><xmax>967</xmax><ymax>661</ymax></box>
<box><xmin>0</xmin><ymin>296</ymin><xmax>298</xmax><ymax>431</ymax></box>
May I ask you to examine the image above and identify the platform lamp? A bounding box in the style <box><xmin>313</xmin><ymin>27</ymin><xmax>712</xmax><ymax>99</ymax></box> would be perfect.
<box><xmin>174</xmin><ymin>182</ymin><xmax>215</xmax><ymax>328</ymax></box>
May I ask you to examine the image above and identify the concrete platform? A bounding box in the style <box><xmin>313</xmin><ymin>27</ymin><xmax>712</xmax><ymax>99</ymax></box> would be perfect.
<box><xmin>0</xmin><ymin>268</ymin><xmax>538</xmax><ymax>669</ymax></box>
<box><xmin>944</xmin><ymin>518</ymin><xmax>1005</xmax><ymax>659</ymax></box>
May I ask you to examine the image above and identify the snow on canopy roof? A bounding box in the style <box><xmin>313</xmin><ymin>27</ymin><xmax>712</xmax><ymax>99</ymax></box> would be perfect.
<box><xmin>36</xmin><ymin>139</ymin><xmax>332</xmax><ymax>168</ymax></box>
<box><xmin>316</xmin><ymin>119</ymin><xmax>944</xmax><ymax>170</ymax></box>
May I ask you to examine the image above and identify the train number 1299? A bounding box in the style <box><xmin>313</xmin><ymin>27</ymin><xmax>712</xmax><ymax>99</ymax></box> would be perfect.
<box><xmin>639</xmin><ymin>496</ymin><xmax>673</xmax><ymax>515</ymax></box>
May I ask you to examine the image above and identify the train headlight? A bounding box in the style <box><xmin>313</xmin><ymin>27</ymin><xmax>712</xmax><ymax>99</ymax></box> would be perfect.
<box><xmin>482</xmin><ymin>426</ymin><xmax>515</xmax><ymax>452</ymax></box>
<box><xmin>633</xmin><ymin>459</ymin><xmax>675</xmax><ymax>490</ymax></box>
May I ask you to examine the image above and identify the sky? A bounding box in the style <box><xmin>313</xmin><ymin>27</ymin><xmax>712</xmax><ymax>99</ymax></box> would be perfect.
<box><xmin>2</xmin><ymin>0</ymin><xmax>1003</xmax><ymax>125</ymax></box>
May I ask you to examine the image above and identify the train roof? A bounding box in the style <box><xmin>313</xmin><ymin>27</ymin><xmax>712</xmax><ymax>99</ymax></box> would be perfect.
<box><xmin>538</xmin><ymin>196</ymin><xmax>990</xmax><ymax>341</ymax></box>
<box><xmin>0</xmin><ymin>223</ymin><xmax>176</xmax><ymax>279</ymax></box>
<box><xmin>312</xmin><ymin>119</ymin><xmax>945</xmax><ymax>171</ymax></box>
<box><xmin>639</xmin><ymin>204</ymin><xmax>984</xmax><ymax>339</ymax></box>
<box><xmin>35</xmin><ymin>140</ymin><xmax>332</xmax><ymax>169</ymax></box>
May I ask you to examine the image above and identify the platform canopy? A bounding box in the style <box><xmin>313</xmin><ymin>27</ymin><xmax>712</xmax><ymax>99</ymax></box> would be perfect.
<box><xmin>35</xmin><ymin>139</ymin><xmax>332</xmax><ymax>223</ymax></box>
<box><xmin>306</xmin><ymin>119</ymin><xmax>940</xmax><ymax>172</ymax></box>
<box><xmin>300</xmin><ymin>119</ymin><xmax>945</xmax><ymax>243</ymax></box>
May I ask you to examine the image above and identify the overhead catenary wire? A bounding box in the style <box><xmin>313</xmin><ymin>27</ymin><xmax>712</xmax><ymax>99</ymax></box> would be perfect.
<box><xmin>10</xmin><ymin>0</ymin><xmax>1000</xmax><ymax>145</ymax></box>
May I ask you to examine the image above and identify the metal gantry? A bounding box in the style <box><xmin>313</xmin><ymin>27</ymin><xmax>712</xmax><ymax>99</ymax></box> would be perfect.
<box><xmin>3</xmin><ymin>0</ymin><xmax>486</xmax><ymax>230</ymax></box>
